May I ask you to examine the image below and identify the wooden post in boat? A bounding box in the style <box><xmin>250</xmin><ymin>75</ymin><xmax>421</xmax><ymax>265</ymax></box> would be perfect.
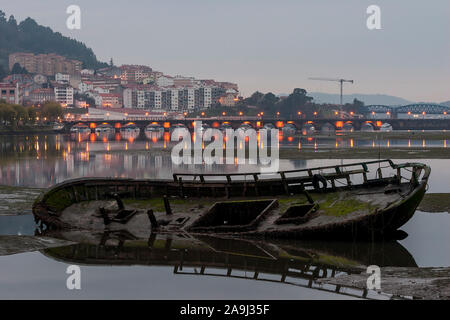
<box><xmin>147</xmin><ymin>209</ymin><xmax>158</xmax><ymax>229</ymax></box>
<box><xmin>164</xmin><ymin>196</ymin><xmax>172</xmax><ymax>215</ymax></box>
<box><xmin>178</xmin><ymin>177</ymin><xmax>184</xmax><ymax>197</ymax></box>
<box><xmin>280</xmin><ymin>172</ymin><xmax>290</xmax><ymax>195</ymax></box>
<box><xmin>99</xmin><ymin>207</ymin><xmax>111</xmax><ymax>225</ymax></box>
<box><xmin>253</xmin><ymin>174</ymin><xmax>260</xmax><ymax>196</ymax></box>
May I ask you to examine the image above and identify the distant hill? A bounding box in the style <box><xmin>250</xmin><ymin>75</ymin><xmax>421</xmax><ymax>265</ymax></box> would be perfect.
<box><xmin>0</xmin><ymin>11</ymin><xmax>108</xmax><ymax>71</ymax></box>
<box><xmin>307</xmin><ymin>92</ymin><xmax>413</xmax><ymax>106</ymax></box>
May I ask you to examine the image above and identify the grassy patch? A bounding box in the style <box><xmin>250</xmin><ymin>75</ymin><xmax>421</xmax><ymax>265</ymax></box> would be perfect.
<box><xmin>314</xmin><ymin>193</ymin><xmax>374</xmax><ymax>217</ymax></box>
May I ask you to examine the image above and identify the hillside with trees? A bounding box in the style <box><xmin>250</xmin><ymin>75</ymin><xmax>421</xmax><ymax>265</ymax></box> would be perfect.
<box><xmin>0</xmin><ymin>10</ymin><xmax>108</xmax><ymax>71</ymax></box>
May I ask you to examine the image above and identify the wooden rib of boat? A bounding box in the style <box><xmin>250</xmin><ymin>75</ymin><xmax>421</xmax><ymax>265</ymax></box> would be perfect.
<box><xmin>32</xmin><ymin>159</ymin><xmax>430</xmax><ymax>240</ymax></box>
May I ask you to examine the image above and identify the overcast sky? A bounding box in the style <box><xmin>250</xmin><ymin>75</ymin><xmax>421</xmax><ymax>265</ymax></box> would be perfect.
<box><xmin>2</xmin><ymin>0</ymin><xmax>449</xmax><ymax>102</ymax></box>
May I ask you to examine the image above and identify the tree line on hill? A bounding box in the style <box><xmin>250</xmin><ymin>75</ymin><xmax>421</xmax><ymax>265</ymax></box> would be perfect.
<box><xmin>0</xmin><ymin>10</ymin><xmax>108</xmax><ymax>72</ymax></box>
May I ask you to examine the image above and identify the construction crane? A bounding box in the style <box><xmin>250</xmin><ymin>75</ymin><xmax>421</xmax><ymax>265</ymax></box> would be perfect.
<box><xmin>309</xmin><ymin>77</ymin><xmax>354</xmax><ymax>116</ymax></box>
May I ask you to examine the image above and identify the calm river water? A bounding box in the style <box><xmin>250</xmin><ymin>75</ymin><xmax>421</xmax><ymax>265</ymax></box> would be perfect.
<box><xmin>0</xmin><ymin>133</ymin><xmax>449</xmax><ymax>299</ymax></box>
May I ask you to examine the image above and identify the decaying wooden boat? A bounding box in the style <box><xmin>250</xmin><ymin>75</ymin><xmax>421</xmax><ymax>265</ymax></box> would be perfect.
<box><xmin>32</xmin><ymin>160</ymin><xmax>430</xmax><ymax>240</ymax></box>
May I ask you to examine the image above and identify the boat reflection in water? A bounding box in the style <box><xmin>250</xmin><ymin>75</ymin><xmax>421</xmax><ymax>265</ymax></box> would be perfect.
<box><xmin>41</xmin><ymin>231</ymin><xmax>417</xmax><ymax>300</ymax></box>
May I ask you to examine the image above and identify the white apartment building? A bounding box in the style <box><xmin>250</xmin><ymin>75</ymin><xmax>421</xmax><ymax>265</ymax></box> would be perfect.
<box><xmin>187</xmin><ymin>88</ymin><xmax>195</xmax><ymax>110</ymax></box>
<box><xmin>79</xmin><ymin>82</ymin><xmax>94</xmax><ymax>93</ymax></box>
<box><xmin>55</xmin><ymin>73</ymin><xmax>70</xmax><ymax>84</ymax></box>
<box><xmin>123</xmin><ymin>86</ymin><xmax>215</xmax><ymax>111</ymax></box>
<box><xmin>156</xmin><ymin>76</ymin><xmax>174</xmax><ymax>87</ymax></box>
<box><xmin>93</xmin><ymin>86</ymin><xmax>110</xmax><ymax>94</ymax></box>
<box><xmin>170</xmin><ymin>89</ymin><xmax>178</xmax><ymax>110</ymax></box>
<box><xmin>54</xmin><ymin>86</ymin><xmax>74</xmax><ymax>106</ymax></box>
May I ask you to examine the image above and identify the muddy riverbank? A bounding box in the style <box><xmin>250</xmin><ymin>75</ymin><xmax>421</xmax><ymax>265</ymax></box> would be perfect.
<box><xmin>0</xmin><ymin>186</ymin><xmax>43</xmax><ymax>215</ymax></box>
<box><xmin>279</xmin><ymin>147</ymin><xmax>450</xmax><ymax>159</ymax></box>
<box><xmin>318</xmin><ymin>266</ymin><xmax>450</xmax><ymax>300</ymax></box>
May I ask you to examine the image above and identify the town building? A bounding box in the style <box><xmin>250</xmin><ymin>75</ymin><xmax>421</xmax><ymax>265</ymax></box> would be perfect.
<box><xmin>33</xmin><ymin>74</ymin><xmax>48</xmax><ymax>85</ymax></box>
<box><xmin>0</xmin><ymin>83</ymin><xmax>20</xmax><ymax>104</ymax></box>
<box><xmin>120</xmin><ymin>65</ymin><xmax>153</xmax><ymax>83</ymax></box>
<box><xmin>78</xmin><ymin>81</ymin><xmax>94</xmax><ymax>93</ymax></box>
<box><xmin>95</xmin><ymin>93</ymin><xmax>122</xmax><ymax>108</ymax></box>
<box><xmin>29</xmin><ymin>88</ymin><xmax>55</xmax><ymax>104</ymax></box>
<box><xmin>9</xmin><ymin>53</ymin><xmax>82</xmax><ymax>76</ymax></box>
<box><xmin>156</xmin><ymin>75</ymin><xmax>174</xmax><ymax>87</ymax></box>
<box><xmin>55</xmin><ymin>73</ymin><xmax>70</xmax><ymax>84</ymax></box>
<box><xmin>173</xmin><ymin>76</ymin><xmax>195</xmax><ymax>87</ymax></box>
<box><xmin>54</xmin><ymin>85</ymin><xmax>74</xmax><ymax>106</ymax></box>
<box><xmin>123</xmin><ymin>85</ymin><xmax>213</xmax><ymax>111</ymax></box>
<box><xmin>218</xmin><ymin>89</ymin><xmax>239</xmax><ymax>107</ymax></box>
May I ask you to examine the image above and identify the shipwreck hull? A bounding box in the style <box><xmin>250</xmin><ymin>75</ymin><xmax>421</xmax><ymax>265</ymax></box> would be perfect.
<box><xmin>255</xmin><ymin>180</ymin><xmax>427</xmax><ymax>240</ymax></box>
<box><xmin>32</xmin><ymin>160</ymin><xmax>430</xmax><ymax>241</ymax></box>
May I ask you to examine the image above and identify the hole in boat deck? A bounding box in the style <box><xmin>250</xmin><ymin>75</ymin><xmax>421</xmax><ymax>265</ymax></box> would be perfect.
<box><xmin>275</xmin><ymin>204</ymin><xmax>317</xmax><ymax>225</ymax></box>
<box><xmin>189</xmin><ymin>199</ymin><xmax>277</xmax><ymax>232</ymax></box>
<box><xmin>282</xmin><ymin>204</ymin><xmax>314</xmax><ymax>219</ymax></box>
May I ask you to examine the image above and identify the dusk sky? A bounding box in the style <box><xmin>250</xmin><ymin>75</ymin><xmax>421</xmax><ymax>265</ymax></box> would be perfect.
<box><xmin>2</xmin><ymin>0</ymin><xmax>449</xmax><ymax>102</ymax></box>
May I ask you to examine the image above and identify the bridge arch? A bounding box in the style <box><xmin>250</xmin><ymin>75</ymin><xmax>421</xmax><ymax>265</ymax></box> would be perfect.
<box><xmin>396</xmin><ymin>104</ymin><xmax>450</xmax><ymax>114</ymax></box>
